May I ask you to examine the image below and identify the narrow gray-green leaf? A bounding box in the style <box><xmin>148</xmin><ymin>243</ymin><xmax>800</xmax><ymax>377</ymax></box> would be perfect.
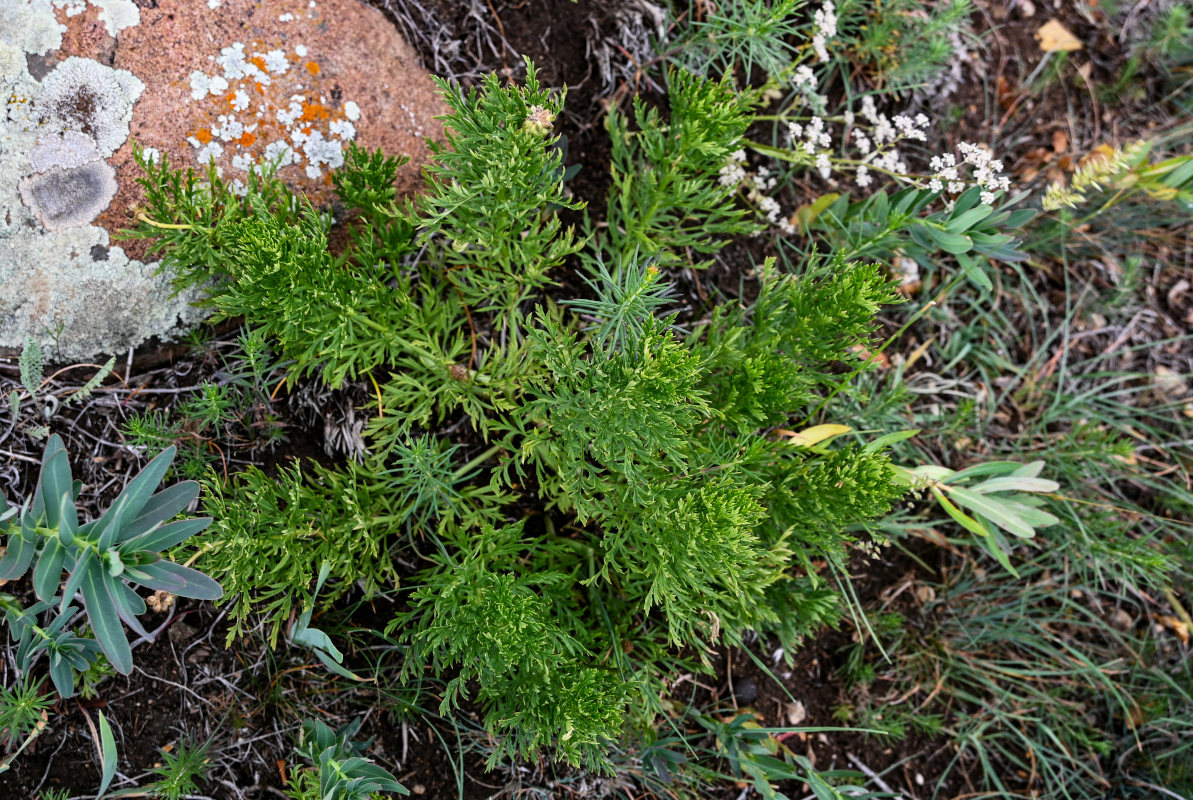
<box><xmin>121</xmin><ymin>517</ymin><xmax>211</xmax><ymax>554</ymax></box>
<box><xmin>48</xmin><ymin>652</ymin><xmax>77</xmax><ymax>698</ymax></box>
<box><xmin>0</xmin><ymin>528</ymin><xmax>37</xmax><ymax>580</ymax></box>
<box><xmin>97</xmin><ymin>710</ymin><xmax>117</xmax><ymax>798</ymax></box>
<box><xmin>931</xmin><ymin>487</ymin><xmax>990</xmax><ymax>538</ymax></box>
<box><xmin>57</xmin><ymin>492</ymin><xmax>77</xmax><ymax>546</ymax></box>
<box><xmin>33</xmin><ymin>537</ymin><xmax>66</xmax><ymax>602</ymax></box>
<box><xmin>109</xmin><ymin>581</ymin><xmax>151</xmax><ymax>639</ymax></box>
<box><xmin>61</xmin><ymin>547</ymin><xmax>95</xmax><ymax>612</ymax></box>
<box><xmin>79</xmin><ymin>560</ymin><xmax>133</xmax><ymax>674</ymax></box>
<box><xmin>948</xmin><ymin>486</ymin><xmax>1036</xmax><ymax>538</ymax></box>
<box><xmin>968</xmin><ymin>476</ymin><xmax>1059</xmax><ymax>494</ymax></box>
<box><xmin>947</xmin><ymin>460</ymin><xmax>1026</xmax><ymax>482</ymax></box>
<box><xmin>923</xmin><ymin>225</ymin><xmax>974</xmax><ymax>254</ymax></box>
<box><xmin>123</xmin><ymin>560</ymin><xmax>223</xmax><ymax>600</ymax></box>
<box><xmin>1011</xmin><ymin>460</ymin><xmax>1047</xmax><ymax>478</ymax></box>
<box><xmin>112</xmin><ymin>446</ymin><xmax>177</xmax><ymax>525</ymax></box>
<box><xmin>118</xmin><ymin>481</ymin><xmax>201</xmax><ymax>543</ymax></box>
<box><xmin>945</xmin><ymin>205</ymin><xmax>993</xmax><ymax>233</ymax></box>
<box><xmin>94</xmin><ymin>495</ymin><xmax>129</xmax><ymax>554</ymax></box>
<box><xmin>41</xmin><ymin>450</ymin><xmax>72</xmax><ymax>529</ymax></box>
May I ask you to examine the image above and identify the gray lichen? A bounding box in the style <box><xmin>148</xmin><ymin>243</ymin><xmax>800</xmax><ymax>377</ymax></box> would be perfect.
<box><xmin>18</xmin><ymin>161</ymin><xmax>117</xmax><ymax>231</ymax></box>
<box><xmin>35</xmin><ymin>56</ymin><xmax>144</xmax><ymax>157</ymax></box>
<box><xmin>0</xmin><ymin>13</ymin><xmax>207</xmax><ymax>361</ymax></box>
<box><xmin>29</xmin><ymin>130</ymin><xmax>104</xmax><ymax>171</ymax></box>
<box><xmin>1</xmin><ymin>0</ymin><xmax>65</xmax><ymax>57</ymax></box>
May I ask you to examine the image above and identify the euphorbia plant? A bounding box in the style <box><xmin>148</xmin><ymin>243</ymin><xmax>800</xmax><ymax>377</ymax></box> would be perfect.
<box><xmin>0</xmin><ymin>434</ymin><xmax>222</xmax><ymax>696</ymax></box>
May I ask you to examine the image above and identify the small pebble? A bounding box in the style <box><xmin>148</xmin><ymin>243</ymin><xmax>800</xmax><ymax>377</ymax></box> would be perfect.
<box><xmin>732</xmin><ymin>677</ymin><xmax>757</xmax><ymax>705</ymax></box>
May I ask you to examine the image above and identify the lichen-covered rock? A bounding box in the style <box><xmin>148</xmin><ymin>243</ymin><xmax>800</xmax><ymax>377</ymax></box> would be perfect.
<box><xmin>105</xmin><ymin>0</ymin><xmax>445</xmax><ymax>234</ymax></box>
<box><xmin>1</xmin><ymin>37</ymin><xmax>202</xmax><ymax>360</ymax></box>
<box><xmin>1</xmin><ymin>0</ymin><xmax>444</xmax><ymax>362</ymax></box>
<box><xmin>35</xmin><ymin>56</ymin><xmax>144</xmax><ymax>156</ymax></box>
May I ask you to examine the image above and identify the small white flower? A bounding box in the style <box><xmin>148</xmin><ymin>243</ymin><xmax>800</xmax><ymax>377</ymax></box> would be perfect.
<box><xmin>861</xmin><ymin>96</ymin><xmax>879</xmax><ymax>124</ymax></box>
<box><xmin>718</xmin><ymin>160</ymin><xmax>746</xmax><ymax>188</ymax></box>
<box><xmin>813</xmin><ymin>34</ymin><xmax>830</xmax><ymax>62</ymax></box>
<box><xmin>853</xmin><ymin>130</ymin><xmax>872</xmax><ymax>155</ymax></box>
<box><xmin>856</xmin><ymin>165</ymin><xmax>872</xmax><ymax>188</ymax></box>
<box><xmin>815</xmin><ymin>152</ymin><xmax>831</xmax><ymax>179</ymax></box>
<box><xmin>812</xmin><ymin>0</ymin><xmax>838</xmax><ymax>61</ymax></box>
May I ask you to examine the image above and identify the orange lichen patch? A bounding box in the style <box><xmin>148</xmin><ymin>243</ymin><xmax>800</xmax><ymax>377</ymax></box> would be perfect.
<box><xmin>238</xmin><ymin>131</ymin><xmax>257</xmax><ymax>146</ymax></box>
<box><xmin>193</xmin><ymin>128</ymin><xmax>213</xmax><ymax>144</ymax></box>
<box><xmin>305</xmin><ymin>61</ymin><xmax>321</xmax><ymax>75</ymax></box>
<box><xmin>225</xmin><ymin>91</ymin><xmax>239</xmax><ymax>109</ymax></box>
<box><xmin>255</xmin><ymin>81</ymin><xmax>265</xmax><ymax>94</ymax></box>
<box><xmin>250</xmin><ymin>55</ymin><xmax>268</xmax><ymax>71</ymax></box>
<box><xmin>300</xmin><ymin>102</ymin><xmax>330</xmax><ymax>122</ymax></box>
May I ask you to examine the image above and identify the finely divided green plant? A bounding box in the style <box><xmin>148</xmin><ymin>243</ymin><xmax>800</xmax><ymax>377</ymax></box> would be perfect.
<box><xmin>132</xmin><ymin>61</ymin><xmax>925</xmax><ymax>781</ymax></box>
<box><xmin>0</xmin><ymin>436</ymin><xmax>221</xmax><ymax>696</ymax></box>
<box><xmin>603</xmin><ymin>68</ymin><xmax>761</xmax><ymax>265</ymax></box>
<box><xmin>145</xmin><ymin>736</ymin><xmax>212</xmax><ymax>800</ymax></box>
<box><xmin>416</xmin><ymin>57</ymin><xmax>584</xmax><ymax>321</ymax></box>
<box><xmin>189</xmin><ymin>460</ymin><xmax>400</xmax><ymax>648</ymax></box>
<box><xmin>684</xmin><ymin>0</ymin><xmax>805</xmax><ymax>80</ymax></box>
<box><xmin>836</xmin><ymin>0</ymin><xmax>972</xmax><ymax>91</ymax></box>
<box><xmin>0</xmin><ymin>677</ymin><xmax>52</xmax><ymax>773</ymax></box>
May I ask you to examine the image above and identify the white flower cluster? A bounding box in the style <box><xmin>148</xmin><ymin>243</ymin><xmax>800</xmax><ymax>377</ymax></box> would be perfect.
<box><xmin>750</xmin><ymin>165</ymin><xmax>795</xmax><ymax>234</ymax></box>
<box><xmin>788</xmin><ymin>116</ymin><xmax>833</xmax><ymax>180</ymax></box>
<box><xmin>718</xmin><ymin>150</ymin><xmax>795</xmax><ymax>234</ymax></box>
<box><xmin>789</xmin><ymin>64</ymin><xmax>828</xmax><ymax>115</ymax></box>
<box><xmin>718</xmin><ymin>149</ymin><xmax>748</xmax><ymax>187</ymax></box>
<box><xmin>812</xmin><ymin>0</ymin><xmax>837</xmax><ymax>62</ymax></box>
<box><xmin>930</xmin><ymin>143</ymin><xmax>1011</xmax><ymax>205</ymax></box>
<box><xmin>845</xmin><ymin>99</ymin><xmax>934</xmax><ymax>186</ymax></box>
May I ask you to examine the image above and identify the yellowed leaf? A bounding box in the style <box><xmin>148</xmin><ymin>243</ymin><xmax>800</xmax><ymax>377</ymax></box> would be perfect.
<box><xmin>1157</xmin><ymin>615</ymin><xmax>1190</xmax><ymax>645</ymax></box>
<box><xmin>904</xmin><ymin>337</ymin><xmax>935</xmax><ymax>371</ymax></box>
<box><xmin>777</xmin><ymin>424</ymin><xmax>853</xmax><ymax>447</ymax></box>
<box><xmin>1036</xmin><ymin>19</ymin><xmax>1083</xmax><ymax>52</ymax></box>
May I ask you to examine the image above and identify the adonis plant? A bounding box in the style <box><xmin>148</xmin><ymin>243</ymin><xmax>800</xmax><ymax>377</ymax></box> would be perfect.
<box><xmin>128</xmin><ymin>57</ymin><xmax>1059</xmax><ymax>775</ymax></box>
<box><xmin>0</xmin><ymin>435</ymin><xmax>222</xmax><ymax>697</ymax></box>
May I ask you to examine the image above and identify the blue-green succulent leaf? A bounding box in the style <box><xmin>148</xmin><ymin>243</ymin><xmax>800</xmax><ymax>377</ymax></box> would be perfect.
<box><xmin>79</xmin><ymin>559</ymin><xmax>133</xmax><ymax>674</ymax></box>
<box><xmin>118</xmin><ymin>481</ymin><xmax>201</xmax><ymax>543</ymax></box>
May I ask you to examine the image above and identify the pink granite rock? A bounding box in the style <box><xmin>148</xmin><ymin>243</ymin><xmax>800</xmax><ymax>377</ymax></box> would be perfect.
<box><xmin>1</xmin><ymin>0</ymin><xmax>445</xmax><ymax>359</ymax></box>
<box><xmin>99</xmin><ymin>0</ymin><xmax>446</xmax><ymax>255</ymax></box>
